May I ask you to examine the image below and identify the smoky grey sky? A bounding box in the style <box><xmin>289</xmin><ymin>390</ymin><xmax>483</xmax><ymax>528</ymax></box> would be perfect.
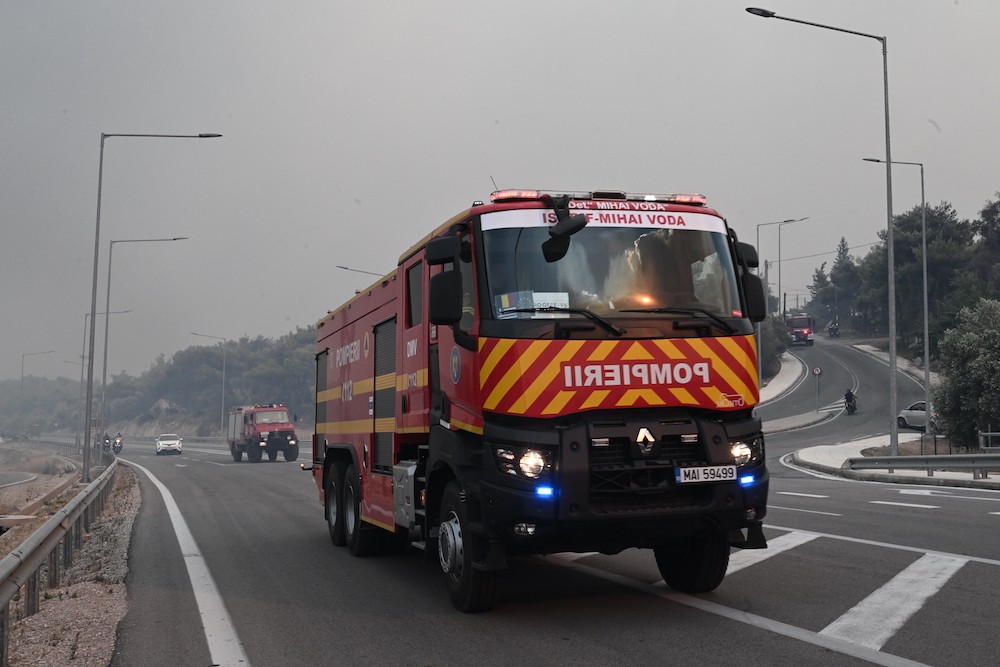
<box><xmin>3</xmin><ymin>1</ymin><xmax>999</xmax><ymax>382</ymax></box>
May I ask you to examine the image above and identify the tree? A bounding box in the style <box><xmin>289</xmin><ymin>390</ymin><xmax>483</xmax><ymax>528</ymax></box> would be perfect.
<box><xmin>829</xmin><ymin>237</ymin><xmax>862</xmax><ymax>330</ymax></box>
<box><xmin>759</xmin><ymin>314</ymin><xmax>790</xmax><ymax>381</ymax></box>
<box><xmin>934</xmin><ymin>299</ymin><xmax>1000</xmax><ymax>448</ymax></box>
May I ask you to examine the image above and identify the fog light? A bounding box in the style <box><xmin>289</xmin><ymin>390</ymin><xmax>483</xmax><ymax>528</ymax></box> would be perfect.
<box><xmin>745</xmin><ymin>508</ymin><xmax>758</xmax><ymax>520</ymax></box>
<box><xmin>514</xmin><ymin>523</ymin><xmax>536</xmax><ymax>536</ymax></box>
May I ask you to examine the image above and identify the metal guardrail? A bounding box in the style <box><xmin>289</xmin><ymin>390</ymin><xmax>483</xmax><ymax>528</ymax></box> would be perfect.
<box><xmin>0</xmin><ymin>452</ymin><xmax>118</xmax><ymax>665</ymax></box>
<box><xmin>843</xmin><ymin>453</ymin><xmax>1000</xmax><ymax>479</ymax></box>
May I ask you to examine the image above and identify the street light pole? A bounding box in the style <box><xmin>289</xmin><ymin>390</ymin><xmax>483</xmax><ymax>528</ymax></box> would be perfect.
<box><xmin>864</xmin><ymin>158</ymin><xmax>931</xmax><ymax>435</ymax></box>
<box><xmin>83</xmin><ymin>131</ymin><xmax>221</xmax><ymax>483</ymax></box>
<box><xmin>191</xmin><ymin>332</ymin><xmax>228</xmax><ymax>435</ymax></box>
<box><xmin>100</xmin><ymin>237</ymin><xmax>187</xmax><ymax>433</ymax></box>
<box><xmin>754</xmin><ymin>217</ymin><xmax>808</xmax><ymax>386</ymax></box>
<box><xmin>746</xmin><ymin>7</ymin><xmax>899</xmax><ymax>455</ymax></box>
<box><xmin>775</xmin><ymin>218</ymin><xmax>811</xmax><ymax>319</ymax></box>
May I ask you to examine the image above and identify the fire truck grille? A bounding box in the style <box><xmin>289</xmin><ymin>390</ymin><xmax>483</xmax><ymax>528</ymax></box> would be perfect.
<box><xmin>588</xmin><ymin>436</ymin><xmax>709</xmax><ymax>513</ymax></box>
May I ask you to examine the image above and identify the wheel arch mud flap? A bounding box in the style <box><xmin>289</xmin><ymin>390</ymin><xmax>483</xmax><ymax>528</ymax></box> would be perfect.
<box><xmin>729</xmin><ymin>523</ymin><xmax>767</xmax><ymax>550</ymax></box>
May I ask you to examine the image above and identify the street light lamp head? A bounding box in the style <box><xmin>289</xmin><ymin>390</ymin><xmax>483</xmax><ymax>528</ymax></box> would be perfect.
<box><xmin>198</xmin><ymin>133</ymin><xmax>223</xmax><ymax>138</ymax></box>
<box><xmin>746</xmin><ymin>7</ymin><xmax>776</xmax><ymax>18</ymax></box>
<box><xmin>862</xmin><ymin>158</ymin><xmax>884</xmax><ymax>163</ymax></box>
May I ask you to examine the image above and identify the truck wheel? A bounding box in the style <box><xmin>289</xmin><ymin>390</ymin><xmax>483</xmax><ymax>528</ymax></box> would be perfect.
<box><xmin>326</xmin><ymin>461</ymin><xmax>347</xmax><ymax>547</ymax></box>
<box><xmin>438</xmin><ymin>482</ymin><xmax>496</xmax><ymax>612</ymax></box>
<box><xmin>230</xmin><ymin>445</ymin><xmax>243</xmax><ymax>463</ymax></box>
<box><xmin>246</xmin><ymin>441</ymin><xmax>262</xmax><ymax>463</ymax></box>
<box><xmin>267</xmin><ymin>448</ymin><xmax>278</xmax><ymax>462</ymax></box>
<box><xmin>344</xmin><ymin>464</ymin><xmax>380</xmax><ymax>556</ymax></box>
<box><xmin>283</xmin><ymin>444</ymin><xmax>299</xmax><ymax>462</ymax></box>
<box><xmin>654</xmin><ymin>532</ymin><xmax>730</xmax><ymax>593</ymax></box>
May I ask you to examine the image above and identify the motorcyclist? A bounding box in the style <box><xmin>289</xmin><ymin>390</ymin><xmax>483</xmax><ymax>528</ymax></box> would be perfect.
<box><xmin>844</xmin><ymin>390</ymin><xmax>857</xmax><ymax>413</ymax></box>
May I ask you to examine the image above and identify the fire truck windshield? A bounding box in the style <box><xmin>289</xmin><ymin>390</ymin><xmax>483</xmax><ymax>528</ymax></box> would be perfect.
<box><xmin>481</xmin><ymin>210</ymin><xmax>742</xmax><ymax>320</ymax></box>
<box><xmin>254</xmin><ymin>409</ymin><xmax>288</xmax><ymax>424</ymax></box>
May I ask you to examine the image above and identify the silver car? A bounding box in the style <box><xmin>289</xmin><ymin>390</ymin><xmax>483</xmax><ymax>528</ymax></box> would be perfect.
<box><xmin>897</xmin><ymin>402</ymin><xmax>930</xmax><ymax>430</ymax></box>
<box><xmin>155</xmin><ymin>433</ymin><xmax>183</xmax><ymax>455</ymax></box>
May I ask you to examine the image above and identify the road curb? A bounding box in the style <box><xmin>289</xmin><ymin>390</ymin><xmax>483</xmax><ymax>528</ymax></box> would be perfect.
<box><xmin>790</xmin><ymin>451</ymin><xmax>1000</xmax><ymax>490</ymax></box>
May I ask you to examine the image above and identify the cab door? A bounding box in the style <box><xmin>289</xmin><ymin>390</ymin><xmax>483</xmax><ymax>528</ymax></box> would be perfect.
<box><xmin>397</xmin><ymin>256</ymin><xmax>430</xmax><ymax>439</ymax></box>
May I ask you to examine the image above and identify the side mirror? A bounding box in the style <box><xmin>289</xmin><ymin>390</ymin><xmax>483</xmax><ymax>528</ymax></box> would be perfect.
<box><xmin>735</xmin><ymin>241</ymin><xmax>759</xmax><ymax>269</ymax></box>
<box><xmin>426</xmin><ymin>237</ymin><xmax>461</xmax><ymax>266</ymax></box>
<box><xmin>429</xmin><ymin>270</ymin><xmax>462</xmax><ymax>324</ymax></box>
<box><xmin>542</xmin><ymin>236</ymin><xmax>570</xmax><ymax>263</ymax></box>
<box><xmin>542</xmin><ymin>212</ymin><xmax>588</xmax><ymax>262</ymax></box>
<box><xmin>743</xmin><ymin>274</ymin><xmax>766</xmax><ymax>322</ymax></box>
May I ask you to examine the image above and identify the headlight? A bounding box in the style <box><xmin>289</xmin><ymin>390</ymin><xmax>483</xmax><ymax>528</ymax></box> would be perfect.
<box><xmin>730</xmin><ymin>437</ymin><xmax>763</xmax><ymax>467</ymax></box>
<box><xmin>519</xmin><ymin>450</ymin><xmax>548</xmax><ymax>479</ymax></box>
<box><xmin>492</xmin><ymin>446</ymin><xmax>553</xmax><ymax>479</ymax></box>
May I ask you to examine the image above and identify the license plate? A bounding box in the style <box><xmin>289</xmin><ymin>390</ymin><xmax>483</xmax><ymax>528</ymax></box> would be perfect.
<box><xmin>675</xmin><ymin>465</ymin><xmax>737</xmax><ymax>484</ymax></box>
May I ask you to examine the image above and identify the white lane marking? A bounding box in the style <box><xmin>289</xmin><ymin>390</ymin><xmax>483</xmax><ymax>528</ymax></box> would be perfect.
<box><xmin>900</xmin><ymin>489</ymin><xmax>1000</xmax><ymax>502</ymax></box>
<box><xmin>769</xmin><ymin>505</ymin><xmax>843</xmax><ymax>517</ymax></box>
<box><xmin>777</xmin><ymin>491</ymin><xmax>829</xmax><ymax>498</ymax></box>
<box><xmin>870</xmin><ymin>501</ymin><xmax>939</xmax><ymax>509</ymax></box>
<box><xmin>991</xmin><ymin>512</ymin><xmax>1000</xmax><ymax>517</ymax></box>
<box><xmin>122</xmin><ymin>460</ymin><xmax>250</xmax><ymax>667</ymax></box>
<box><xmin>726</xmin><ymin>530</ymin><xmax>818</xmax><ymax>574</ymax></box>
<box><xmin>820</xmin><ymin>553</ymin><xmax>967</xmax><ymax>650</ymax></box>
<box><xmin>766</xmin><ymin>524</ymin><xmax>1000</xmax><ymax>566</ymax></box>
<box><xmin>554</xmin><ymin>558</ymin><xmax>930</xmax><ymax>667</ymax></box>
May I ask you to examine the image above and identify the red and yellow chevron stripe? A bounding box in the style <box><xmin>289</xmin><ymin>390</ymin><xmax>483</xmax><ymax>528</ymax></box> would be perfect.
<box><xmin>479</xmin><ymin>335</ymin><xmax>758</xmax><ymax>417</ymax></box>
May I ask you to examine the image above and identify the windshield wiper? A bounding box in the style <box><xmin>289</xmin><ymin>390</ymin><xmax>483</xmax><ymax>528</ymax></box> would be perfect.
<box><xmin>620</xmin><ymin>307</ymin><xmax>736</xmax><ymax>334</ymax></box>
<box><xmin>504</xmin><ymin>307</ymin><xmax>625</xmax><ymax>337</ymax></box>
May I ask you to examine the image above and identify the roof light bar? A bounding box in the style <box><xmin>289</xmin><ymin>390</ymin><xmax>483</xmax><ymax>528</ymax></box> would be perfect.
<box><xmin>488</xmin><ymin>190</ymin><xmax>707</xmax><ymax>206</ymax></box>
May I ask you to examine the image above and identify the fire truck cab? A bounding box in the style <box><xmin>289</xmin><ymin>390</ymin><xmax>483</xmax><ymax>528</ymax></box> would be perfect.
<box><xmin>312</xmin><ymin>189</ymin><xmax>769</xmax><ymax>611</ymax></box>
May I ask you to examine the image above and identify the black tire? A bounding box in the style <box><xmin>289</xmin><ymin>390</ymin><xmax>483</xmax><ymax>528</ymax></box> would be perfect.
<box><xmin>344</xmin><ymin>464</ymin><xmax>381</xmax><ymax>556</ymax></box>
<box><xmin>898</xmin><ymin>416</ymin><xmax>908</xmax><ymax>428</ymax></box>
<box><xmin>326</xmin><ymin>461</ymin><xmax>347</xmax><ymax>547</ymax></box>
<box><xmin>267</xmin><ymin>448</ymin><xmax>278</xmax><ymax>462</ymax></box>
<box><xmin>438</xmin><ymin>482</ymin><xmax>496</xmax><ymax>612</ymax></box>
<box><xmin>654</xmin><ymin>532</ymin><xmax>730</xmax><ymax>593</ymax></box>
<box><xmin>283</xmin><ymin>444</ymin><xmax>299</xmax><ymax>462</ymax></box>
<box><xmin>231</xmin><ymin>445</ymin><xmax>243</xmax><ymax>463</ymax></box>
<box><xmin>246</xmin><ymin>441</ymin><xmax>262</xmax><ymax>463</ymax></box>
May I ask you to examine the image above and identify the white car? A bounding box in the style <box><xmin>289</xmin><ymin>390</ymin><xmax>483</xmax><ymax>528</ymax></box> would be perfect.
<box><xmin>155</xmin><ymin>433</ymin><xmax>183</xmax><ymax>455</ymax></box>
<box><xmin>897</xmin><ymin>402</ymin><xmax>931</xmax><ymax>430</ymax></box>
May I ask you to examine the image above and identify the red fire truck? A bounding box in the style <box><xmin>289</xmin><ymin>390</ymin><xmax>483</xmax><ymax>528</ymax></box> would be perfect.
<box><xmin>227</xmin><ymin>404</ymin><xmax>300</xmax><ymax>463</ymax></box>
<box><xmin>310</xmin><ymin>189</ymin><xmax>769</xmax><ymax>611</ymax></box>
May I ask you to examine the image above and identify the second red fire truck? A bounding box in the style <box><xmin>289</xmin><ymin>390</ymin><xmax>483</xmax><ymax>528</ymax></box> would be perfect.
<box><xmin>227</xmin><ymin>403</ymin><xmax>300</xmax><ymax>463</ymax></box>
<box><xmin>309</xmin><ymin>189</ymin><xmax>769</xmax><ymax>611</ymax></box>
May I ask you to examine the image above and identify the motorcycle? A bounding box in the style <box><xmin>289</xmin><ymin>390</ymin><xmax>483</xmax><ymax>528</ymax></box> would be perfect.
<box><xmin>102</xmin><ymin>435</ymin><xmax>111</xmax><ymax>452</ymax></box>
<box><xmin>828</xmin><ymin>322</ymin><xmax>840</xmax><ymax>337</ymax></box>
<box><xmin>112</xmin><ymin>435</ymin><xmax>124</xmax><ymax>454</ymax></box>
<box><xmin>845</xmin><ymin>395</ymin><xmax>858</xmax><ymax>415</ymax></box>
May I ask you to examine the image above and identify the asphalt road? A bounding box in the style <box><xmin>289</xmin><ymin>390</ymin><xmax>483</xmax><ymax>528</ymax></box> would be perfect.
<box><xmin>110</xmin><ymin>339</ymin><xmax>1000</xmax><ymax>667</ymax></box>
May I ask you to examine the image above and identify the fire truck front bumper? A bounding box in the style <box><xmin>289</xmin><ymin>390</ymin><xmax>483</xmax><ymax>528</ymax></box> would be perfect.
<box><xmin>477</xmin><ymin>465</ymin><xmax>768</xmax><ymax>556</ymax></box>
